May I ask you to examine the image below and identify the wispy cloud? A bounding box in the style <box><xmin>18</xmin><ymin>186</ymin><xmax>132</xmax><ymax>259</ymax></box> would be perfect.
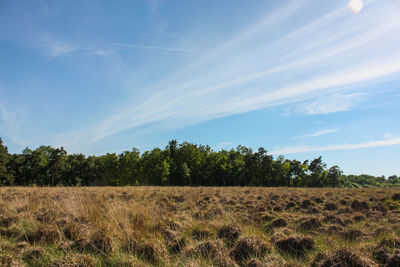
<box><xmin>41</xmin><ymin>37</ymin><xmax>80</xmax><ymax>57</ymax></box>
<box><xmin>301</xmin><ymin>93</ymin><xmax>366</xmax><ymax>115</ymax></box>
<box><xmin>111</xmin><ymin>43</ymin><xmax>191</xmax><ymax>52</ymax></box>
<box><xmin>295</xmin><ymin>129</ymin><xmax>338</xmax><ymax>139</ymax></box>
<box><xmin>270</xmin><ymin>137</ymin><xmax>400</xmax><ymax>155</ymax></box>
<box><xmin>40</xmin><ymin>37</ymin><xmax>191</xmax><ymax>59</ymax></box>
<box><xmin>53</xmin><ymin>0</ymin><xmax>400</xmax><ymax>151</ymax></box>
<box><xmin>40</xmin><ymin>36</ymin><xmax>110</xmax><ymax>57</ymax></box>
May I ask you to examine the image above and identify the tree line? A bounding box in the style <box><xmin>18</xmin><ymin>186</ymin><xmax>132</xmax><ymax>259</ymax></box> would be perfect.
<box><xmin>0</xmin><ymin>138</ymin><xmax>398</xmax><ymax>187</ymax></box>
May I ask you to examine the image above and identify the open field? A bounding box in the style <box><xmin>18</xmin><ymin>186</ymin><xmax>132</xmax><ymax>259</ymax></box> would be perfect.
<box><xmin>1</xmin><ymin>187</ymin><xmax>400</xmax><ymax>266</ymax></box>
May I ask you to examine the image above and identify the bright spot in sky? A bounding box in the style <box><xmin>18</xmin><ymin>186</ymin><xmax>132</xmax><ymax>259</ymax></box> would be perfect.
<box><xmin>348</xmin><ymin>0</ymin><xmax>364</xmax><ymax>14</ymax></box>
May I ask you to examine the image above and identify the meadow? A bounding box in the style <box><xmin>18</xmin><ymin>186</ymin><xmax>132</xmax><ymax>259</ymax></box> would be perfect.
<box><xmin>1</xmin><ymin>187</ymin><xmax>400</xmax><ymax>266</ymax></box>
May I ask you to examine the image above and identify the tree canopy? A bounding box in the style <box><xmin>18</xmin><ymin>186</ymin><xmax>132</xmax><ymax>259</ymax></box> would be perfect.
<box><xmin>0</xmin><ymin>138</ymin><xmax>398</xmax><ymax>187</ymax></box>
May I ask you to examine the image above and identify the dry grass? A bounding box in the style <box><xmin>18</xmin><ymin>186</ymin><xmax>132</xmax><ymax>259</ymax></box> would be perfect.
<box><xmin>0</xmin><ymin>187</ymin><xmax>399</xmax><ymax>266</ymax></box>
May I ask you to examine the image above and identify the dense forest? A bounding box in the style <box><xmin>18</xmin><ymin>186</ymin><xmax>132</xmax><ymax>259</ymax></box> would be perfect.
<box><xmin>0</xmin><ymin>138</ymin><xmax>398</xmax><ymax>187</ymax></box>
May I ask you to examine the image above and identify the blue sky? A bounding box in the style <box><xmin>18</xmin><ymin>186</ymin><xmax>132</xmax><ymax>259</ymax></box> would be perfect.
<box><xmin>1</xmin><ymin>0</ymin><xmax>400</xmax><ymax>176</ymax></box>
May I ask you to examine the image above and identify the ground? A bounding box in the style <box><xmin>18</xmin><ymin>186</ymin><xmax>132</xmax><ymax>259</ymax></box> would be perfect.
<box><xmin>0</xmin><ymin>187</ymin><xmax>400</xmax><ymax>266</ymax></box>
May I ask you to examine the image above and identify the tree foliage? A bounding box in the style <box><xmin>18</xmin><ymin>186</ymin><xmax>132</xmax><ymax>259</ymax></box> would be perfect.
<box><xmin>0</xmin><ymin>138</ymin><xmax>398</xmax><ymax>187</ymax></box>
<box><xmin>0</xmin><ymin>138</ymin><xmax>12</xmax><ymax>185</ymax></box>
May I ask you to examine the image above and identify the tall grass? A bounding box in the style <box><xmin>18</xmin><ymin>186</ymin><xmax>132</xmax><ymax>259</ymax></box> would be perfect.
<box><xmin>0</xmin><ymin>187</ymin><xmax>399</xmax><ymax>266</ymax></box>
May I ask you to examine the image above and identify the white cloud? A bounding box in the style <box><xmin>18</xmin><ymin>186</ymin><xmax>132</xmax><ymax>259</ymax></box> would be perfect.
<box><xmin>270</xmin><ymin>137</ymin><xmax>400</xmax><ymax>155</ymax></box>
<box><xmin>301</xmin><ymin>93</ymin><xmax>366</xmax><ymax>115</ymax></box>
<box><xmin>295</xmin><ymin>129</ymin><xmax>338</xmax><ymax>139</ymax></box>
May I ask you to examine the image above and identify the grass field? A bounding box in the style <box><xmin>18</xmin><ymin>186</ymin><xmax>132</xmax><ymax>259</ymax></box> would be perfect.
<box><xmin>1</xmin><ymin>187</ymin><xmax>400</xmax><ymax>266</ymax></box>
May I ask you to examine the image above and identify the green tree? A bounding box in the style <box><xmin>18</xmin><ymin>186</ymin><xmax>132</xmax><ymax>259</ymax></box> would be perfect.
<box><xmin>95</xmin><ymin>153</ymin><xmax>119</xmax><ymax>186</ymax></box>
<box><xmin>0</xmin><ymin>138</ymin><xmax>12</xmax><ymax>185</ymax></box>
<box><xmin>141</xmin><ymin>148</ymin><xmax>170</xmax><ymax>185</ymax></box>
<box><xmin>118</xmin><ymin>148</ymin><xmax>141</xmax><ymax>185</ymax></box>
<box><xmin>327</xmin><ymin>165</ymin><xmax>342</xmax><ymax>187</ymax></box>
<box><xmin>307</xmin><ymin>157</ymin><xmax>328</xmax><ymax>187</ymax></box>
<box><xmin>49</xmin><ymin>147</ymin><xmax>67</xmax><ymax>186</ymax></box>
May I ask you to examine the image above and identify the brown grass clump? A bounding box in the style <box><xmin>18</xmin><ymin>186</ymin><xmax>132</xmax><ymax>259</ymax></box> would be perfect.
<box><xmin>322</xmin><ymin>214</ymin><xmax>346</xmax><ymax>226</ymax></box>
<box><xmin>268</xmin><ymin>218</ymin><xmax>288</xmax><ymax>230</ymax></box>
<box><xmin>337</xmin><ymin>207</ymin><xmax>352</xmax><ymax>214</ymax></box>
<box><xmin>162</xmin><ymin>228</ymin><xmax>186</xmax><ymax>254</ymax></box>
<box><xmin>372</xmin><ymin>246</ymin><xmax>391</xmax><ymax>264</ymax></box>
<box><xmin>272</xmin><ymin>205</ymin><xmax>283</xmax><ymax>212</ymax></box>
<box><xmin>373</xmin><ymin>202</ymin><xmax>387</xmax><ymax>216</ymax></box>
<box><xmin>378</xmin><ymin>238</ymin><xmax>400</xmax><ymax>249</ymax></box>
<box><xmin>300</xmin><ymin>199</ymin><xmax>313</xmax><ymax>209</ymax></box>
<box><xmin>274</xmin><ymin>235</ymin><xmax>314</xmax><ymax>257</ymax></box>
<box><xmin>372</xmin><ymin>238</ymin><xmax>400</xmax><ymax>265</ymax></box>
<box><xmin>326</xmin><ymin>224</ymin><xmax>343</xmax><ymax>234</ymax></box>
<box><xmin>259</xmin><ymin>213</ymin><xmax>274</xmax><ymax>222</ymax></box>
<box><xmin>271</xmin><ymin>195</ymin><xmax>280</xmax><ymax>201</ymax></box>
<box><xmin>230</xmin><ymin>237</ymin><xmax>270</xmax><ymax>262</ymax></box>
<box><xmin>313</xmin><ymin>197</ymin><xmax>324</xmax><ymax>204</ymax></box>
<box><xmin>22</xmin><ymin>247</ymin><xmax>45</xmax><ymax>262</ymax></box>
<box><xmin>34</xmin><ymin>208</ymin><xmax>57</xmax><ymax>223</ymax></box>
<box><xmin>191</xmin><ymin>226</ymin><xmax>213</xmax><ymax>241</ymax></box>
<box><xmin>24</xmin><ymin>224</ymin><xmax>62</xmax><ymax>244</ymax></box>
<box><xmin>217</xmin><ymin>225</ymin><xmax>241</xmax><ymax>246</ymax></box>
<box><xmin>387</xmin><ymin>250</ymin><xmax>400</xmax><ymax>266</ymax></box>
<box><xmin>63</xmin><ymin>219</ymin><xmax>91</xmax><ymax>241</ymax></box>
<box><xmin>87</xmin><ymin>228</ymin><xmax>114</xmax><ymax>254</ymax></box>
<box><xmin>352</xmin><ymin>214</ymin><xmax>366</xmax><ymax>222</ymax></box>
<box><xmin>324</xmin><ymin>202</ymin><xmax>338</xmax><ymax>211</ymax></box>
<box><xmin>0</xmin><ymin>255</ymin><xmax>25</xmax><ymax>267</ymax></box>
<box><xmin>189</xmin><ymin>240</ymin><xmax>226</xmax><ymax>260</ymax></box>
<box><xmin>312</xmin><ymin>249</ymin><xmax>377</xmax><ymax>267</ymax></box>
<box><xmin>0</xmin><ymin>214</ymin><xmax>18</xmax><ymax>227</ymax></box>
<box><xmin>285</xmin><ymin>201</ymin><xmax>296</xmax><ymax>210</ymax></box>
<box><xmin>392</xmin><ymin>193</ymin><xmax>400</xmax><ymax>201</ymax></box>
<box><xmin>299</xmin><ymin>217</ymin><xmax>322</xmax><ymax>231</ymax></box>
<box><xmin>351</xmin><ymin>199</ymin><xmax>370</xmax><ymax>211</ymax></box>
<box><xmin>125</xmin><ymin>238</ymin><xmax>166</xmax><ymax>263</ymax></box>
<box><xmin>341</xmin><ymin>229</ymin><xmax>365</xmax><ymax>241</ymax></box>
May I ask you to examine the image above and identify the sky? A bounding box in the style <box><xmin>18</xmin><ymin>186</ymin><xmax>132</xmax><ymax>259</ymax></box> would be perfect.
<box><xmin>0</xmin><ymin>0</ymin><xmax>400</xmax><ymax>176</ymax></box>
